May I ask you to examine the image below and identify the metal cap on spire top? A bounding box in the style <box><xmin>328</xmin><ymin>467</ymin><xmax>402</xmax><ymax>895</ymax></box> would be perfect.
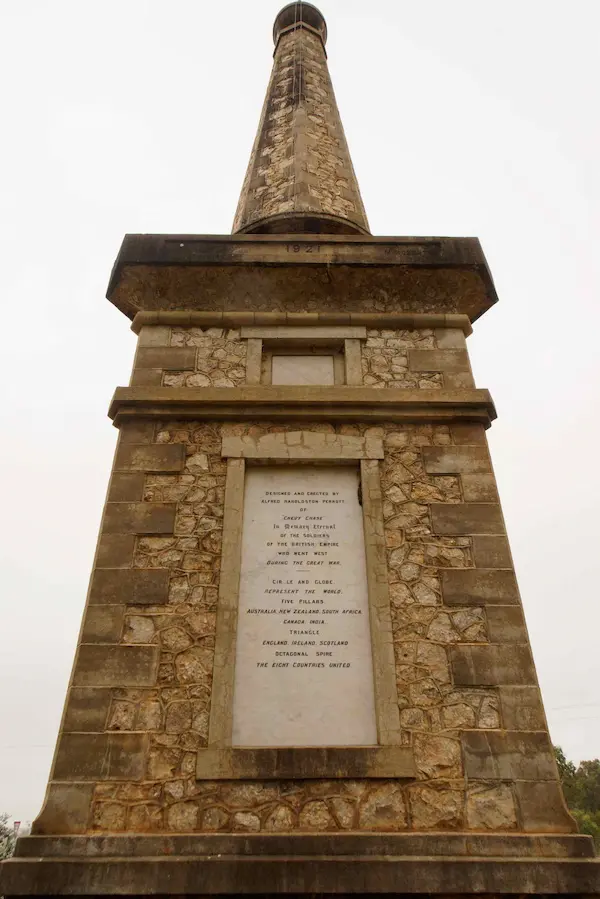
<box><xmin>273</xmin><ymin>3</ymin><xmax>327</xmax><ymax>46</ymax></box>
<box><xmin>232</xmin><ymin>3</ymin><xmax>369</xmax><ymax>235</ymax></box>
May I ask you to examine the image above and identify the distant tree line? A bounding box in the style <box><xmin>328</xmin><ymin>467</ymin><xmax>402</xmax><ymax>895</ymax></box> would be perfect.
<box><xmin>0</xmin><ymin>813</ymin><xmax>15</xmax><ymax>861</ymax></box>
<box><xmin>555</xmin><ymin>746</ymin><xmax>600</xmax><ymax>848</ymax></box>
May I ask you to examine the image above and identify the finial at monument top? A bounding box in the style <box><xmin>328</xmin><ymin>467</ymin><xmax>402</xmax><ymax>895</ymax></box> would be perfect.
<box><xmin>273</xmin><ymin>2</ymin><xmax>327</xmax><ymax>46</ymax></box>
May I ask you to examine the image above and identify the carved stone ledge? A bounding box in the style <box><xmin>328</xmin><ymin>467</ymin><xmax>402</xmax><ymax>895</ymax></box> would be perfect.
<box><xmin>13</xmin><ymin>832</ymin><xmax>597</xmax><ymax>859</ymax></box>
<box><xmin>3</xmin><ymin>851</ymin><xmax>600</xmax><ymax>897</ymax></box>
<box><xmin>196</xmin><ymin>746</ymin><xmax>416</xmax><ymax>780</ymax></box>
<box><xmin>108</xmin><ymin>386</ymin><xmax>497</xmax><ymax>427</ymax></box>
<box><xmin>131</xmin><ymin>310</ymin><xmax>474</xmax><ymax>334</ymax></box>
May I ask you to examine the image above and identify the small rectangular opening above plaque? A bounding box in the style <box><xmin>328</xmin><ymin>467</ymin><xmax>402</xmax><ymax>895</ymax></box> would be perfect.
<box><xmin>231</xmin><ymin>466</ymin><xmax>377</xmax><ymax>747</ymax></box>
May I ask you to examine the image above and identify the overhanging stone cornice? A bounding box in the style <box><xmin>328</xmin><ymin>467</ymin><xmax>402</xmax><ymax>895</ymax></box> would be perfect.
<box><xmin>108</xmin><ymin>386</ymin><xmax>496</xmax><ymax>427</ymax></box>
<box><xmin>107</xmin><ymin>234</ymin><xmax>498</xmax><ymax>323</ymax></box>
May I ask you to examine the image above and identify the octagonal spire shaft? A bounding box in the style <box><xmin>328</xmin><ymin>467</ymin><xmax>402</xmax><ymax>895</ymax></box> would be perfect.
<box><xmin>232</xmin><ymin>3</ymin><xmax>370</xmax><ymax>235</ymax></box>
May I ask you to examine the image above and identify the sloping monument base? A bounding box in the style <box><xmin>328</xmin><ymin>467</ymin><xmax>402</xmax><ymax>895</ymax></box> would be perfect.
<box><xmin>2</xmin><ymin>833</ymin><xmax>600</xmax><ymax>897</ymax></box>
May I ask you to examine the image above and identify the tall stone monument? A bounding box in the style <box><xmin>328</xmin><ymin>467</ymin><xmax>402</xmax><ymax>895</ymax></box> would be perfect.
<box><xmin>2</xmin><ymin>3</ymin><xmax>599</xmax><ymax>897</ymax></box>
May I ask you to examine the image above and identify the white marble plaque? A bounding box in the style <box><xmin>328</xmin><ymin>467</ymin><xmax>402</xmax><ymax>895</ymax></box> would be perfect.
<box><xmin>232</xmin><ymin>466</ymin><xmax>377</xmax><ymax>747</ymax></box>
<box><xmin>271</xmin><ymin>354</ymin><xmax>335</xmax><ymax>385</ymax></box>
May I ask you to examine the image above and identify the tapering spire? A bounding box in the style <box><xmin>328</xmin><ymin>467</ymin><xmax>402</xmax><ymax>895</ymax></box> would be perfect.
<box><xmin>233</xmin><ymin>2</ymin><xmax>370</xmax><ymax>235</ymax></box>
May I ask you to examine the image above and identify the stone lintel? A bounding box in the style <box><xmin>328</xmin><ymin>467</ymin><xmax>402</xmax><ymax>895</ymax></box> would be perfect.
<box><xmin>108</xmin><ymin>387</ymin><xmax>496</xmax><ymax>428</ymax></box>
<box><xmin>221</xmin><ymin>431</ymin><xmax>384</xmax><ymax>460</ymax></box>
<box><xmin>241</xmin><ymin>325</ymin><xmax>367</xmax><ymax>341</ymax></box>
<box><xmin>196</xmin><ymin>746</ymin><xmax>416</xmax><ymax>780</ymax></box>
<box><xmin>3</xmin><ymin>853</ymin><xmax>600</xmax><ymax>896</ymax></box>
<box><xmin>132</xmin><ymin>310</ymin><xmax>474</xmax><ymax>334</ymax></box>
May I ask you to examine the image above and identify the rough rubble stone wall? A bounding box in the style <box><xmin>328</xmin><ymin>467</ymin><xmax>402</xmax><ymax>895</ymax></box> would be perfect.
<box><xmin>168</xmin><ymin>328</ymin><xmax>247</xmax><ymax>387</ymax></box>
<box><xmin>361</xmin><ymin>329</ymin><xmax>474</xmax><ymax>389</ymax></box>
<box><xmin>92</xmin><ymin>422</ymin><xmax>226</xmax><ymax>833</ymax></box>
<box><xmin>131</xmin><ymin>326</ymin><xmax>472</xmax><ymax>390</ymax></box>
<box><xmin>232</xmin><ymin>27</ymin><xmax>368</xmax><ymax>233</ymax></box>
<box><xmin>82</xmin><ymin>420</ymin><xmax>527</xmax><ymax>834</ymax></box>
<box><xmin>131</xmin><ymin>328</ymin><xmax>247</xmax><ymax>389</ymax></box>
<box><xmin>36</xmin><ymin>325</ymin><xmax>571</xmax><ymax>838</ymax></box>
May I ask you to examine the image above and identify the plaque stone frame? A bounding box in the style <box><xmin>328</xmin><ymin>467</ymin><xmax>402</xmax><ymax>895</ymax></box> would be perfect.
<box><xmin>242</xmin><ymin>325</ymin><xmax>365</xmax><ymax>386</ymax></box>
<box><xmin>196</xmin><ymin>432</ymin><xmax>417</xmax><ymax>780</ymax></box>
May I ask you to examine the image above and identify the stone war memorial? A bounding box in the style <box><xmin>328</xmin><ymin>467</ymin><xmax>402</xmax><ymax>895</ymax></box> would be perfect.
<box><xmin>2</xmin><ymin>3</ymin><xmax>599</xmax><ymax>897</ymax></box>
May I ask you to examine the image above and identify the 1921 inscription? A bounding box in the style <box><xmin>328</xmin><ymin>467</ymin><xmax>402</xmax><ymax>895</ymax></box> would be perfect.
<box><xmin>232</xmin><ymin>466</ymin><xmax>377</xmax><ymax>747</ymax></box>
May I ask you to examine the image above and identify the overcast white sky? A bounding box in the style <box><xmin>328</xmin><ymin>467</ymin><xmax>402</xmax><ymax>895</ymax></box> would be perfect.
<box><xmin>1</xmin><ymin>0</ymin><xmax>599</xmax><ymax>824</ymax></box>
